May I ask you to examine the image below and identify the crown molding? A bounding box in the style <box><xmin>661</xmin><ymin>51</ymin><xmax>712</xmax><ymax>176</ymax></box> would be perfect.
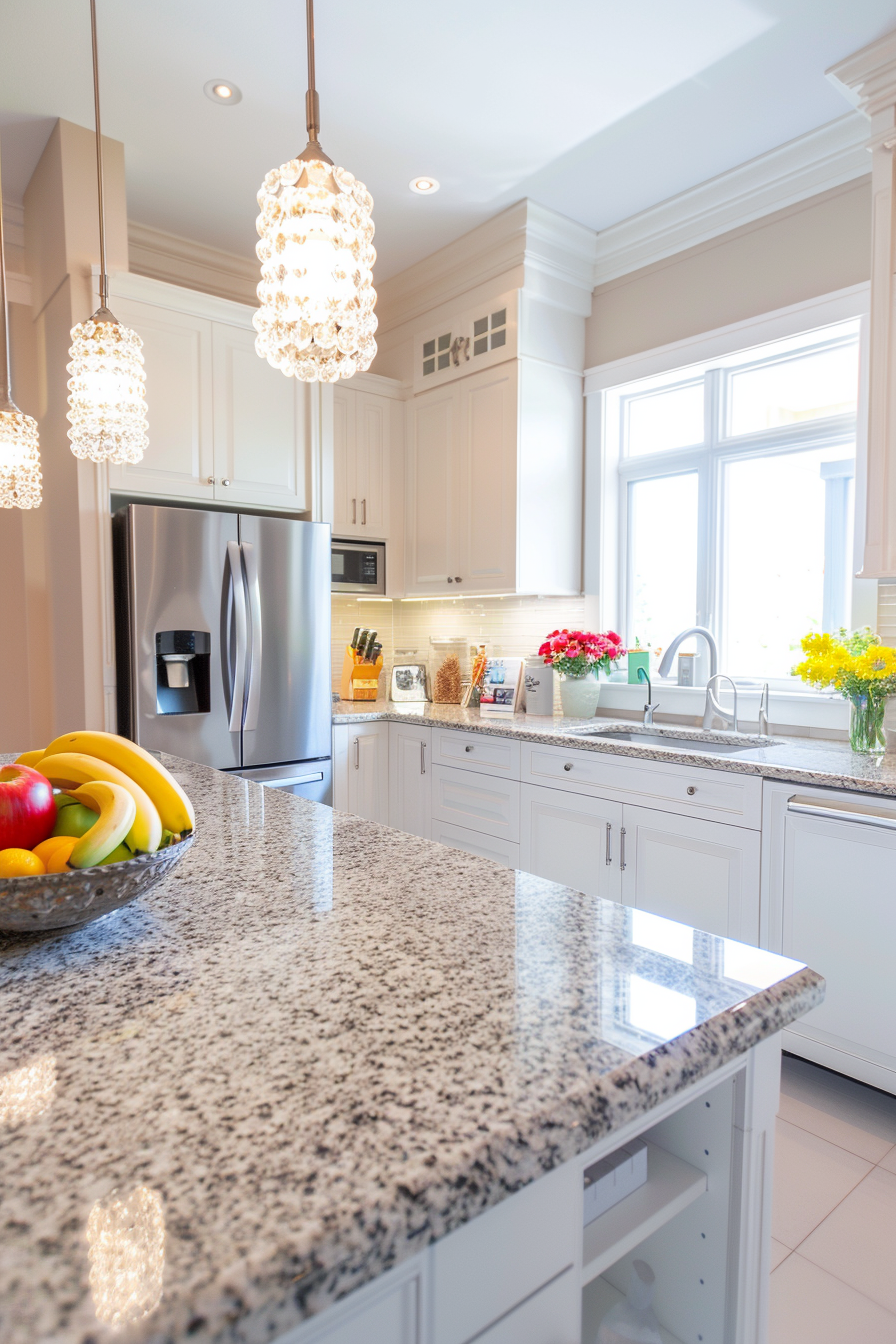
<box><xmin>827</xmin><ymin>30</ymin><xmax>896</xmax><ymax>119</ymax></box>
<box><xmin>375</xmin><ymin>199</ymin><xmax>598</xmax><ymax>336</ymax></box>
<box><xmin>127</xmin><ymin>221</ymin><xmax>258</xmax><ymax>307</ymax></box>
<box><xmin>593</xmin><ymin>114</ymin><xmax>870</xmax><ymax>287</ymax></box>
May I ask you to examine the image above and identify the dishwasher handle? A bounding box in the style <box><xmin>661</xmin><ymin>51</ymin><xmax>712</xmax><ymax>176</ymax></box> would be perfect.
<box><xmin>787</xmin><ymin>796</ymin><xmax>896</xmax><ymax>832</ymax></box>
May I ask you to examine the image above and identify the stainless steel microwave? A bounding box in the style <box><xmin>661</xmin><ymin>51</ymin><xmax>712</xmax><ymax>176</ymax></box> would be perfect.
<box><xmin>331</xmin><ymin>539</ymin><xmax>386</xmax><ymax>594</ymax></box>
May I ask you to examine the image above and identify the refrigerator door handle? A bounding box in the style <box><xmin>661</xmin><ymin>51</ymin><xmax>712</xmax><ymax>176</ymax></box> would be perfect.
<box><xmin>242</xmin><ymin>540</ymin><xmax>263</xmax><ymax>732</ymax></box>
<box><xmin>226</xmin><ymin>540</ymin><xmax>248</xmax><ymax>732</ymax></box>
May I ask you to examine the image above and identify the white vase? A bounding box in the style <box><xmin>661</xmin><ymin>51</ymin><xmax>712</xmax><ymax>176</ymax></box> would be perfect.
<box><xmin>559</xmin><ymin>671</ymin><xmax>600</xmax><ymax>718</ymax></box>
<box><xmin>595</xmin><ymin>1260</ymin><xmax>663</xmax><ymax>1344</ymax></box>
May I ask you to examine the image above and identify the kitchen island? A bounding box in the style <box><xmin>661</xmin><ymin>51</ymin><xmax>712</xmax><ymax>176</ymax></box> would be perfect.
<box><xmin>0</xmin><ymin>755</ymin><xmax>822</xmax><ymax>1344</ymax></box>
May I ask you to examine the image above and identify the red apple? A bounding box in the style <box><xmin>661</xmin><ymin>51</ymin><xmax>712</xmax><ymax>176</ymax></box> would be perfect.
<box><xmin>0</xmin><ymin>765</ymin><xmax>57</xmax><ymax>850</ymax></box>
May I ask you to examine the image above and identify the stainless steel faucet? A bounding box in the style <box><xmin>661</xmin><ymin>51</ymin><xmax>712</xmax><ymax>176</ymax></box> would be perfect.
<box><xmin>703</xmin><ymin>673</ymin><xmax>738</xmax><ymax>732</ymax></box>
<box><xmin>657</xmin><ymin>627</ymin><xmax>719</xmax><ymax>683</ymax></box>
<box><xmin>758</xmin><ymin>683</ymin><xmax>770</xmax><ymax>736</ymax></box>
<box><xmin>638</xmin><ymin>667</ymin><xmax>659</xmax><ymax>726</ymax></box>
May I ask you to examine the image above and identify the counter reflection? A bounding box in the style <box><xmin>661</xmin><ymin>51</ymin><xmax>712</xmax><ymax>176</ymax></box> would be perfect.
<box><xmin>87</xmin><ymin>1185</ymin><xmax>165</xmax><ymax>1330</ymax></box>
<box><xmin>0</xmin><ymin>1055</ymin><xmax>56</xmax><ymax>1127</ymax></box>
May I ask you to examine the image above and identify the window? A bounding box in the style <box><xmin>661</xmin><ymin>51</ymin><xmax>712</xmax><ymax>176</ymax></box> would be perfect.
<box><xmin>606</xmin><ymin>320</ymin><xmax>861</xmax><ymax>683</ymax></box>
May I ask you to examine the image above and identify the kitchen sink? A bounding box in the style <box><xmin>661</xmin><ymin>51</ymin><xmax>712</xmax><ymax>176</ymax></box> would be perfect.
<box><xmin>566</xmin><ymin>729</ymin><xmax>777</xmax><ymax>756</ymax></box>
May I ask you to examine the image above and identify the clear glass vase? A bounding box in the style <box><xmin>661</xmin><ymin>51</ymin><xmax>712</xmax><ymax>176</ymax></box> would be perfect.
<box><xmin>848</xmin><ymin>693</ymin><xmax>887</xmax><ymax>754</ymax></box>
<box><xmin>559</xmin><ymin>671</ymin><xmax>601</xmax><ymax>719</ymax></box>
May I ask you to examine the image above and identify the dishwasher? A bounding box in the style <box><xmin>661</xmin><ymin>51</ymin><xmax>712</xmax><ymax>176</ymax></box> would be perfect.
<box><xmin>764</xmin><ymin>780</ymin><xmax>896</xmax><ymax>1095</ymax></box>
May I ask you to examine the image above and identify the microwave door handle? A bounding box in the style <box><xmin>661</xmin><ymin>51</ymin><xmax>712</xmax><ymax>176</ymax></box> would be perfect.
<box><xmin>226</xmin><ymin>541</ymin><xmax>248</xmax><ymax>732</ymax></box>
<box><xmin>242</xmin><ymin>541</ymin><xmax>263</xmax><ymax>732</ymax></box>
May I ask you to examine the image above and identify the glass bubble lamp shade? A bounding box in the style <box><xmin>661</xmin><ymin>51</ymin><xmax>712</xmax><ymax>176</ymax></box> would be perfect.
<box><xmin>67</xmin><ymin>318</ymin><xmax>148</xmax><ymax>464</ymax></box>
<box><xmin>0</xmin><ymin>406</ymin><xmax>42</xmax><ymax>509</ymax></box>
<box><xmin>253</xmin><ymin>157</ymin><xmax>377</xmax><ymax>383</ymax></box>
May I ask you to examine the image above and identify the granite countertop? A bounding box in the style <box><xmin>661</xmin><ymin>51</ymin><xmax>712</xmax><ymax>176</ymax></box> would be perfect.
<box><xmin>333</xmin><ymin>699</ymin><xmax>896</xmax><ymax>798</ymax></box>
<box><xmin>0</xmin><ymin>755</ymin><xmax>822</xmax><ymax>1344</ymax></box>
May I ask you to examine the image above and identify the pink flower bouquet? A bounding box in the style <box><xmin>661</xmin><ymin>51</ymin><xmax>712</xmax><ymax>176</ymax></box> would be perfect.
<box><xmin>538</xmin><ymin>629</ymin><xmax>623</xmax><ymax>678</ymax></box>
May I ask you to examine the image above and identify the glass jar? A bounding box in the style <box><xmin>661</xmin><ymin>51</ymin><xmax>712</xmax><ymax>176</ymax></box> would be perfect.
<box><xmin>848</xmin><ymin>693</ymin><xmax>887</xmax><ymax>754</ymax></box>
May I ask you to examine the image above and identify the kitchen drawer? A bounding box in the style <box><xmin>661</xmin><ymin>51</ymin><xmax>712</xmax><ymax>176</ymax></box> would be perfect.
<box><xmin>431</xmin><ymin>818</ymin><xmax>520</xmax><ymax>869</ymax></box>
<box><xmin>431</xmin><ymin>727</ymin><xmax>521</xmax><ymax>781</ymax></box>
<box><xmin>520</xmin><ymin>741</ymin><xmax>762</xmax><ymax>829</ymax></box>
<box><xmin>431</xmin><ymin>1161</ymin><xmax>578</xmax><ymax>1344</ymax></box>
<box><xmin>431</xmin><ymin>764</ymin><xmax>520</xmax><ymax>842</ymax></box>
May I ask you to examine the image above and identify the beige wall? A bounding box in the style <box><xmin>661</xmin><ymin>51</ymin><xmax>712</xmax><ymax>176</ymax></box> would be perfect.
<box><xmin>586</xmin><ymin>179</ymin><xmax>871</xmax><ymax>368</ymax></box>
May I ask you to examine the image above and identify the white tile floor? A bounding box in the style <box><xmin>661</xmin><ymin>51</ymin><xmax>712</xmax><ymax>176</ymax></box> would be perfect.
<box><xmin>770</xmin><ymin>1054</ymin><xmax>896</xmax><ymax>1343</ymax></box>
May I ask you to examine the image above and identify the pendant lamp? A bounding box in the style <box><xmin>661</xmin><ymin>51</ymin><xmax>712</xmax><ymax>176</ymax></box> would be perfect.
<box><xmin>0</xmin><ymin>143</ymin><xmax>41</xmax><ymax>509</ymax></box>
<box><xmin>67</xmin><ymin>0</ymin><xmax>148</xmax><ymax>464</ymax></box>
<box><xmin>253</xmin><ymin>0</ymin><xmax>377</xmax><ymax>383</ymax></box>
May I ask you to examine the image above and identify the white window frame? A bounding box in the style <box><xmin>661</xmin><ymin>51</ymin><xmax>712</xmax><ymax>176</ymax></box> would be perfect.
<box><xmin>583</xmin><ymin>284</ymin><xmax>874</xmax><ymax>728</ymax></box>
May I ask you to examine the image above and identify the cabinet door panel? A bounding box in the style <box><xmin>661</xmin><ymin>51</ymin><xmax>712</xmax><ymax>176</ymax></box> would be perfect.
<box><xmin>519</xmin><ymin>783</ymin><xmax>622</xmax><ymax>901</ymax></box>
<box><xmin>430</xmin><ymin>764</ymin><xmax>519</xmax><ymax>842</ymax></box>
<box><xmin>431</xmin><ymin>820</ymin><xmax>519</xmax><ymax>869</ymax></box>
<box><xmin>782</xmin><ymin>811</ymin><xmax>896</xmax><ymax>1075</ymax></box>
<box><xmin>389</xmin><ymin>723</ymin><xmax>431</xmax><ymax>838</ymax></box>
<box><xmin>356</xmin><ymin>394</ymin><xmax>388</xmax><ymax>535</ymax></box>
<box><xmin>458</xmin><ymin>364</ymin><xmax>517</xmax><ymax>593</ymax></box>
<box><xmin>213</xmin><ymin>324</ymin><xmax>307</xmax><ymax>509</ymax></box>
<box><xmin>347</xmin><ymin>723</ymin><xmax>389</xmax><ymax>823</ymax></box>
<box><xmin>407</xmin><ymin>387</ymin><xmax>455</xmax><ymax>592</ymax></box>
<box><xmin>332</xmin><ymin>386</ymin><xmax>356</xmax><ymax>534</ymax></box>
<box><xmin>107</xmin><ymin>299</ymin><xmax>214</xmax><ymax>499</ymax></box>
<box><xmin>622</xmin><ymin>805</ymin><xmax>760</xmax><ymax>942</ymax></box>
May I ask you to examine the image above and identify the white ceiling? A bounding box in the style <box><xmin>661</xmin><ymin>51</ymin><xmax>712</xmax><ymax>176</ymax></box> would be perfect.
<box><xmin>1</xmin><ymin>0</ymin><xmax>895</xmax><ymax>283</ymax></box>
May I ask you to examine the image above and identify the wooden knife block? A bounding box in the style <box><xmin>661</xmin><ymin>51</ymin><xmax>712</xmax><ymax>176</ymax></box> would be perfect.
<box><xmin>340</xmin><ymin>646</ymin><xmax>384</xmax><ymax>701</ymax></box>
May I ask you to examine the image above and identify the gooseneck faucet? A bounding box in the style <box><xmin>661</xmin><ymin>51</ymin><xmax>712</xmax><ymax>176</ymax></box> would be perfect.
<box><xmin>657</xmin><ymin>627</ymin><xmax>719</xmax><ymax>682</ymax></box>
<box><xmin>638</xmin><ymin>666</ymin><xmax>659</xmax><ymax>726</ymax></box>
<box><xmin>703</xmin><ymin>673</ymin><xmax>738</xmax><ymax>732</ymax></box>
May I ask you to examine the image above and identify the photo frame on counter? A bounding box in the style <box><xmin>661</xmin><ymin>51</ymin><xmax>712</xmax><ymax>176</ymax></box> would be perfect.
<box><xmin>479</xmin><ymin>658</ymin><xmax>524</xmax><ymax>716</ymax></box>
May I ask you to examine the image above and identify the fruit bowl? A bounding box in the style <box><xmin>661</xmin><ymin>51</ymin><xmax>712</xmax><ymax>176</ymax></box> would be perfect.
<box><xmin>0</xmin><ymin>834</ymin><xmax>194</xmax><ymax>933</ymax></box>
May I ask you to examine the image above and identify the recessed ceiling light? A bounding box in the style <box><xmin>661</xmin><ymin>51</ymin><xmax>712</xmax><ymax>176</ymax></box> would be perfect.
<box><xmin>409</xmin><ymin>176</ymin><xmax>440</xmax><ymax>195</ymax></box>
<box><xmin>204</xmin><ymin>80</ymin><xmax>242</xmax><ymax>105</ymax></box>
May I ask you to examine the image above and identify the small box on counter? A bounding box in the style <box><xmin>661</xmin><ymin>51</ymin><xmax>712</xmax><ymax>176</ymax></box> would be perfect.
<box><xmin>627</xmin><ymin>648</ymin><xmax>650</xmax><ymax>685</ymax></box>
<box><xmin>582</xmin><ymin>1138</ymin><xmax>648</xmax><ymax>1226</ymax></box>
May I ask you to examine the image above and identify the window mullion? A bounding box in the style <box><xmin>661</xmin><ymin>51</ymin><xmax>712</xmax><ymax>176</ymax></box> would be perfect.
<box><xmin>695</xmin><ymin>371</ymin><xmax>719</xmax><ymax>682</ymax></box>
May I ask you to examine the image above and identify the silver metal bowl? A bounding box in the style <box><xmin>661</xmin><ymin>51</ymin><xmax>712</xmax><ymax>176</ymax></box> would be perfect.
<box><xmin>0</xmin><ymin>834</ymin><xmax>194</xmax><ymax>933</ymax></box>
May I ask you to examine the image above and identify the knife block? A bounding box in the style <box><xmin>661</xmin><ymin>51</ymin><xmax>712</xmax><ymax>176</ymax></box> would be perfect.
<box><xmin>340</xmin><ymin>646</ymin><xmax>384</xmax><ymax>701</ymax></box>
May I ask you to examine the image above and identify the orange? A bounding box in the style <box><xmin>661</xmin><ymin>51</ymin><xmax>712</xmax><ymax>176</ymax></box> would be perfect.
<box><xmin>46</xmin><ymin>837</ymin><xmax>78</xmax><ymax>873</ymax></box>
<box><xmin>0</xmin><ymin>848</ymin><xmax>47</xmax><ymax>877</ymax></box>
<box><xmin>33</xmin><ymin>836</ymin><xmax>76</xmax><ymax>865</ymax></box>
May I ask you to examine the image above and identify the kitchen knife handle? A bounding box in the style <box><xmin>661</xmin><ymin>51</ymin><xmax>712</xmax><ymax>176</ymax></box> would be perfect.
<box><xmin>241</xmin><ymin>541</ymin><xmax>263</xmax><ymax>733</ymax></box>
<box><xmin>226</xmin><ymin>540</ymin><xmax>247</xmax><ymax>733</ymax></box>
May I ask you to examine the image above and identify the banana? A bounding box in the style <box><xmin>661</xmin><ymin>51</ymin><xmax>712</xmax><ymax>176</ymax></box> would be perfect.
<box><xmin>68</xmin><ymin>782</ymin><xmax>136</xmax><ymax>869</ymax></box>
<box><xmin>38</xmin><ymin>753</ymin><xmax>163</xmax><ymax>854</ymax></box>
<box><xmin>14</xmin><ymin>749</ymin><xmax>46</xmax><ymax>768</ymax></box>
<box><xmin>40</xmin><ymin>731</ymin><xmax>194</xmax><ymax>834</ymax></box>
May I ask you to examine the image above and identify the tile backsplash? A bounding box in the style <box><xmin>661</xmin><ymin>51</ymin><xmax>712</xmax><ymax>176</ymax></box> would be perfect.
<box><xmin>332</xmin><ymin>594</ymin><xmax>598</xmax><ymax>696</ymax></box>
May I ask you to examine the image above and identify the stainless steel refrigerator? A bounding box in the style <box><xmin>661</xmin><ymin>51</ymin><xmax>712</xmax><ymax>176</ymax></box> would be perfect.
<box><xmin>113</xmin><ymin>503</ymin><xmax>332</xmax><ymax>803</ymax></box>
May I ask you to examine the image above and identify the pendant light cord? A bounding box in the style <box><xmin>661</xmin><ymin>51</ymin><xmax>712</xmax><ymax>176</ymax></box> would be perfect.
<box><xmin>305</xmin><ymin>0</ymin><xmax>320</xmax><ymax>145</ymax></box>
<box><xmin>0</xmin><ymin>140</ymin><xmax>14</xmax><ymax>410</ymax></box>
<box><xmin>90</xmin><ymin>0</ymin><xmax>109</xmax><ymax>311</ymax></box>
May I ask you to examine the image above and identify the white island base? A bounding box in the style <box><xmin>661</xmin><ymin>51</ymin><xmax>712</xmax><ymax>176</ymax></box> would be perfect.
<box><xmin>280</xmin><ymin>1035</ymin><xmax>780</xmax><ymax>1344</ymax></box>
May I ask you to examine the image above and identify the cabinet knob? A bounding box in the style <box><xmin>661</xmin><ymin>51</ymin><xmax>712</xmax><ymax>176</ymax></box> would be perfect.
<box><xmin>207</xmin><ymin>476</ymin><xmax>216</xmax><ymax>484</ymax></box>
<box><xmin>447</xmin><ymin>577</ymin><xmax>454</xmax><ymax>583</ymax></box>
<box><xmin>687</xmin><ymin>785</ymin><xmax>697</xmax><ymax>795</ymax></box>
<box><xmin>454</xmin><ymin>577</ymin><xmax>462</xmax><ymax>583</ymax></box>
<box><xmin>563</xmin><ymin>762</ymin><xmax>573</xmax><ymax>771</ymax></box>
<box><xmin>465</xmin><ymin>745</ymin><xmax>473</xmax><ymax>752</ymax></box>
<box><xmin>222</xmin><ymin>478</ymin><xmax>231</xmax><ymax>487</ymax></box>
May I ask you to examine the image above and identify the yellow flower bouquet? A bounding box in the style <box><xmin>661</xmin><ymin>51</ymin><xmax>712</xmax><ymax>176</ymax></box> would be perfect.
<box><xmin>794</xmin><ymin>627</ymin><xmax>896</xmax><ymax>753</ymax></box>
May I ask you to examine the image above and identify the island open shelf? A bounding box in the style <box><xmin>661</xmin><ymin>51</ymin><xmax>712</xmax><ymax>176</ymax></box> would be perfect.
<box><xmin>581</xmin><ymin>1142</ymin><xmax>708</xmax><ymax>1287</ymax></box>
<box><xmin>583</xmin><ymin>1276</ymin><xmax>685</xmax><ymax>1344</ymax></box>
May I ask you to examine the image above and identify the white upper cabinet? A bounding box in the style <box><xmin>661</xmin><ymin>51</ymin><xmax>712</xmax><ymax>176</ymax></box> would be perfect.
<box><xmin>107</xmin><ymin>296</ymin><xmax>215</xmax><ymax>501</ymax></box>
<box><xmin>405</xmin><ymin>358</ymin><xmax>582</xmax><ymax>597</ymax></box>
<box><xmin>333</xmin><ymin>382</ymin><xmax>392</xmax><ymax>539</ymax></box>
<box><xmin>107</xmin><ymin>274</ymin><xmax>309</xmax><ymax>513</ymax></box>
<box><xmin>212</xmin><ymin>323</ymin><xmax>306</xmax><ymax>510</ymax></box>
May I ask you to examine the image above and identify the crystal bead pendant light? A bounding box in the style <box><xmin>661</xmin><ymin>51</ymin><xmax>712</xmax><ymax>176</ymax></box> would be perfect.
<box><xmin>67</xmin><ymin>0</ymin><xmax>148</xmax><ymax>464</ymax></box>
<box><xmin>0</xmin><ymin>142</ymin><xmax>41</xmax><ymax>509</ymax></box>
<box><xmin>254</xmin><ymin>0</ymin><xmax>377</xmax><ymax>382</ymax></box>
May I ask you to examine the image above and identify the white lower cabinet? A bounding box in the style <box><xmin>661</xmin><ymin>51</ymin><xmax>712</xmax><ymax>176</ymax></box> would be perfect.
<box><xmin>389</xmin><ymin>723</ymin><xmax>432</xmax><ymax>839</ymax></box>
<box><xmin>333</xmin><ymin>722</ymin><xmax>389</xmax><ymax>824</ymax></box>
<box><xmin>431</xmin><ymin>819</ymin><xmax>520</xmax><ymax>868</ymax></box>
<box><xmin>430</xmin><ymin>764</ymin><xmax>520</xmax><ymax>843</ymax></box>
<box><xmin>621</xmin><ymin>804</ymin><xmax>761</xmax><ymax>943</ymax></box>
<box><xmin>520</xmin><ymin>783</ymin><xmax>622</xmax><ymax>901</ymax></box>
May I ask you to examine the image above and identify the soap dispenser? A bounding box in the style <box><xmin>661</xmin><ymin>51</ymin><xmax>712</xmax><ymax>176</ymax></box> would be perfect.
<box><xmin>595</xmin><ymin>1260</ymin><xmax>663</xmax><ymax>1344</ymax></box>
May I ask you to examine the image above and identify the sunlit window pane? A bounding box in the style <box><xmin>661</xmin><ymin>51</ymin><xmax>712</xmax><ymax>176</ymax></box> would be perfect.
<box><xmin>723</xmin><ymin>446</ymin><xmax>854</xmax><ymax>678</ymax></box>
<box><xmin>728</xmin><ymin>342</ymin><xmax>859</xmax><ymax>436</ymax></box>
<box><xmin>625</xmin><ymin>382</ymin><xmax>704</xmax><ymax>457</ymax></box>
<box><xmin>630</xmin><ymin>474</ymin><xmax>698</xmax><ymax>654</ymax></box>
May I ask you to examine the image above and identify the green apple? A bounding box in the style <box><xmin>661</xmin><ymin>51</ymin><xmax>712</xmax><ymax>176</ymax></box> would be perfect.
<box><xmin>52</xmin><ymin>803</ymin><xmax>98</xmax><ymax>838</ymax></box>
<box><xmin>96</xmin><ymin>843</ymin><xmax>132</xmax><ymax>866</ymax></box>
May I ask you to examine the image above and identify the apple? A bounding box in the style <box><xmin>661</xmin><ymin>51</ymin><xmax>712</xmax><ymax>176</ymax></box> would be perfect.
<box><xmin>0</xmin><ymin>765</ymin><xmax>57</xmax><ymax>851</ymax></box>
<box><xmin>52</xmin><ymin>802</ymin><xmax>100</xmax><ymax>840</ymax></box>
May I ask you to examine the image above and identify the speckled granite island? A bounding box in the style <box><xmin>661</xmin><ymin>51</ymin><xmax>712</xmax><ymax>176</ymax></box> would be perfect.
<box><xmin>0</xmin><ymin>755</ymin><xmax>823</xmax><ymax>1344</ymax></box>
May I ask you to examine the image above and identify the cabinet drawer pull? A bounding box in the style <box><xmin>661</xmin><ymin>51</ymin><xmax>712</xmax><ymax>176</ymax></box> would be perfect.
<box><xmin>420</xmin><ymin>741</ymin><xmax>426</xmax><ymax>775</ymax></box>
<box><xmin>465</xmin><ymin>744</ymin><xmax>473</xmax><ymax>752</ymax></box>
<box><xmin>354</xmin><ymin>737</ymin><xmax>360</xmax><ymax>770</ymax></box>
<box><xmin>605</xmin><ymin>821</ymin><xmax>612</xmax><ymax>866</ymax></box>
<box><xmin>563</xmin><ymin>762</ymin><xmax>573</xmax><ymax>771</ymax></box>
<box><xmin>787</xmin><ymin>797</ymin><xmax>896</xmax><ymax>831</ymax></box>
<box><xmin>620</xmin><ymin>826</ymin><xmax>626</xmax><ymax>871</ymax></box>
<box><xmin>686</xmin><ymin>785</ymin><xmax>697</xmax><ymax>796</ymax></box>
